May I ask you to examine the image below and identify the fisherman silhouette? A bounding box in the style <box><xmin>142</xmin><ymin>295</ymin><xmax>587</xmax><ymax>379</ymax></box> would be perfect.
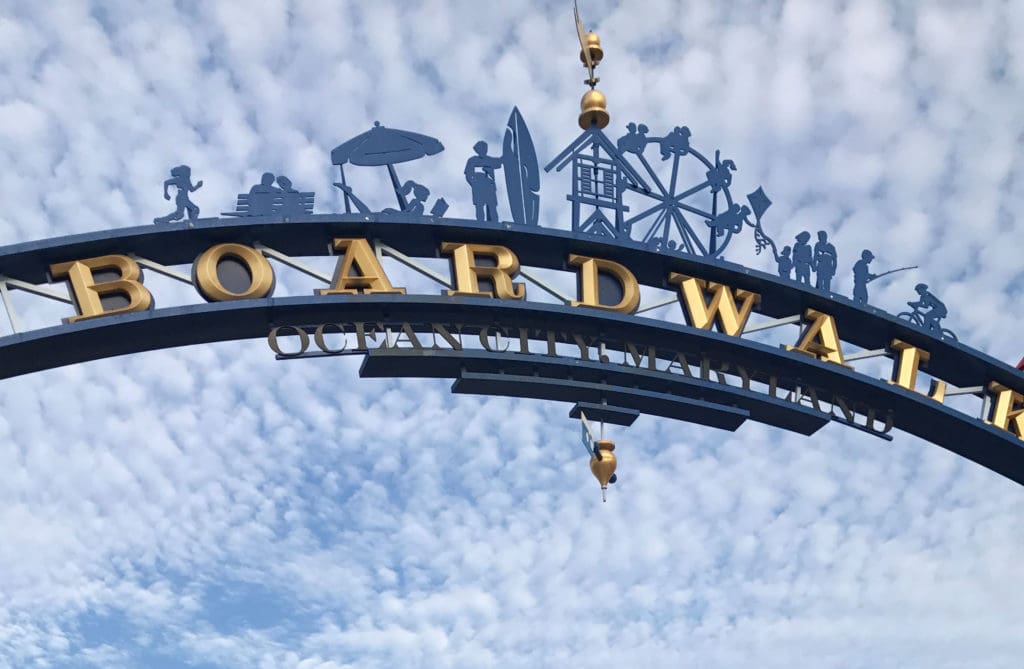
<box><xmin>777</xmin><ymin>245</ymin><xmax>793</xmax><ymax>279</ymax></box>
<box><xmin>659</xmin><ymin>125</ymin><xmax>691</xmax><ymax>160</ymax></box>
<box><xmin>154</xmin><ymin>165</ymin><xmax>202</xmax><ymax>224</ymax></box>
<box><xmin>464</xmin><ymin>141</ymin><xmax>502</xmax><ymax>222</ymax></box>
<box><xmin>852</xmin><ymin>250</ymin><xmax>876</xmax><ymax>304</ymax></box>
<box><xmin>616</xmin><ymin>122</ymin><xmax>649</xmax><ymax>155</ymax></box>
<box><xmin>793</xmin><ymin>231</ymin><xmax>813</xmax><ymax>285</ymax></box>
<box><xmin>813</xmin><ymin>230</ymin><xmax>838</xmax><ymax>292</ymax></box>
<box><xmin>908</xmin><ymin>283</ymin><xmax>948</xmax><ymax>332</ymax></box>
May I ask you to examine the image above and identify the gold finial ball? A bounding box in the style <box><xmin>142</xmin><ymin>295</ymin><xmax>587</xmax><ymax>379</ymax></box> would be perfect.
<box><xmin>580</xmin><ymin>31</ymin><xmax>604</xmax><ymax>67</ymax></box>
<box><xmin>589</xmin><ymin>439</ymin><xmax>618</xmax><ymax>489</ymax></box>
<box><xmin>579</xmin><ymin>88</ymin><xmax>610</xmax><ymax>129</ymax></box>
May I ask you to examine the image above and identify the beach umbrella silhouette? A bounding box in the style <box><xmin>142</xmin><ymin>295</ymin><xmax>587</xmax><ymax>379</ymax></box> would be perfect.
<box><xmin>331</xmin><ymin>122</ymin><xmax>445</xmax><ymax>212</ymax></box>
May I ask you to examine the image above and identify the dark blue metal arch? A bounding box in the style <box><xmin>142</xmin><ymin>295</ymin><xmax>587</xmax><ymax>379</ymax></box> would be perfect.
<box><xmin>0</xmin><ymin>292</ymin><xmax>1021</xmax><ymax>486</ymax></box>
<box><xmin>1</xmin><ymin>215</ymin><xmax>1021</xmax><ymax>391</ymax></box>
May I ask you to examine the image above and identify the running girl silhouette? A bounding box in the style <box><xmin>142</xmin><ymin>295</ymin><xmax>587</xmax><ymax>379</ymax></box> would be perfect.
<box><xmin>154</xmin><ymin>165</ymin><xmax>203</xmax><ymax>224</ymax></box>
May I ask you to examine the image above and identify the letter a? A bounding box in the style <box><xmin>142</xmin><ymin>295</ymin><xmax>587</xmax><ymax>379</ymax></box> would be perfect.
<box><xmin>318</xmin><ymin>238</ymin><xmax>405</xmax><ymax>295</ymax></box>
<box><xmin>786</xmin><ymin>308</ymin><xmax>849</xmax><ymax>367</ymax></box>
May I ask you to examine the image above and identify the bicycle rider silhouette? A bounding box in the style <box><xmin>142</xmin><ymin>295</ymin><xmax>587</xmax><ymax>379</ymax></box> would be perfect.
<box><xmin>907</xmin><ymin>283</ymin><xmax>947</xmax><ymax>332</ymax></box>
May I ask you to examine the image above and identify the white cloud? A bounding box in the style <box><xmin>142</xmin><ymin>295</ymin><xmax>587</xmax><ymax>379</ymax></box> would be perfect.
<box><xmin>0</xmin><ymin>1</ymin><xmax>1022</xmax><ymax>668</ymax></box>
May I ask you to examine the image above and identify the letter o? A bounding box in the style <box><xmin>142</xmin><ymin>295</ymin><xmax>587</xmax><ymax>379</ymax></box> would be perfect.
<box><xmin>268</xmin><ymin>326</ymin><xmax>309</xmax><ymax>357</ymax></box>
<box><xmin>193</xmin><ymin>243</ymin><xmax>275</xmax><ymax>302</ymax></box>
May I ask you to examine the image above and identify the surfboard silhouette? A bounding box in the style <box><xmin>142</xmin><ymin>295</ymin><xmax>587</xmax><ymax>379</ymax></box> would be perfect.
<box><xmin>503</xmin><ymin>107</ymin><xmax>540</xmax><ymax>226</ymax></box>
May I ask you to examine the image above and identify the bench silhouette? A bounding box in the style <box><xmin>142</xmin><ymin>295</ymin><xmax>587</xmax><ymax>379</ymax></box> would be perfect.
<box><xmin>223</xmin><ymin>191</ymin><xmax>315</xmax><ymax>218</ymax></box>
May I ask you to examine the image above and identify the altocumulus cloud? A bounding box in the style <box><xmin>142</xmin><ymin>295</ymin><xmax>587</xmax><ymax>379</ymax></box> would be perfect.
<box><xmin>0</xmin><ymin>1</ymin><xmax>1023</xmax><ymax>668</ymax></box>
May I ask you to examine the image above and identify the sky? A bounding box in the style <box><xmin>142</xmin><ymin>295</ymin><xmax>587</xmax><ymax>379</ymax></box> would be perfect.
<box><xmin>0</xmin><ymin>0</ymin><xmax>1023</xmax><ymax>667</ymax></box>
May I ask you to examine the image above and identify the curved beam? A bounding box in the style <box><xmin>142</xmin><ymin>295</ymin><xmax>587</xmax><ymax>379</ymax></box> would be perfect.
<box><xmin>1</xmin><ymin>294</ymin><xmax>1021</xmax><ymax>485</ymax></box>
<box><xmin>1</xmin><ymin>215</ymin><xmax>1019</xmax><ymax>391</ymax></box>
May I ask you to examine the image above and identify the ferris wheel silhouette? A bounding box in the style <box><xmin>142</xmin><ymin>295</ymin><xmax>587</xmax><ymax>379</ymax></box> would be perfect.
<box><xmin>613</xmin><ymin>123</ymin><xmax>744</xmax><ymax>257</ymax></box>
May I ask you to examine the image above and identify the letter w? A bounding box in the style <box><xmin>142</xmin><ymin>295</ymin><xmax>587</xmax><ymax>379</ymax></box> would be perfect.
<box><xmin>668</xmin><ymin>273</ymin><xmax>760</xmax><ymax>336</ymax></box>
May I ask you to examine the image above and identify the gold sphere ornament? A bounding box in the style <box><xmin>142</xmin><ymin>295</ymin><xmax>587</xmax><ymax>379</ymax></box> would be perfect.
<box><xmin>589</xmin><ymin>439</ymin><xmax>617</xmax><ymax>501</ymax></box>
<box><xmin>579</xmin><ymin>31</ymin><xmax>604</xmax><ymax>67</ymax></box>
<box><xmin>579</xmin><ymin>88</ymin><xmax>610</xmax><ymax>129</ymax></box>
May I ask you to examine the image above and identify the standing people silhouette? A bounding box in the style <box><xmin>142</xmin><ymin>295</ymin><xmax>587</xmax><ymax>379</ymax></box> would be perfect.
<box><xmin>777</xmin><ymin>245</ymin><xmax>793</xmax><ymax>280</ymax></box>
<box><xmin>793</xmin><ymin>231</ymin><xmax>813</xmax><ymax>285</ymax></box>
<box><xmin>813</xmin><ymin>230</ymin><xmax>838</xmax><ymax>292</ymax></box>
<box><xmin>464</xmin><ymin>141</ymin><xmax>502</xmax><ymax>222</ymax></box>
<box><xmin>154</xmin><ymin>165</ymin><xmax>202</xmax><ymax>224</ymax></box>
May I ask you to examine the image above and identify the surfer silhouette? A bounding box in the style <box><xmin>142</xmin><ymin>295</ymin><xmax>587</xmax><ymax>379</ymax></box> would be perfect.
<box><xmin>465</xmin><ymin>141</ymin><xmax>502</xmax><ymax>222</ymax></box>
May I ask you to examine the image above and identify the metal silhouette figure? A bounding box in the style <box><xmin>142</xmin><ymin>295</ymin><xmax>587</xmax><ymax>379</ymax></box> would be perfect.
<box><xmin>388</xmin><ymin>181</ymin><xmax>428</xmax><ymax>215</ymax></box>
<box><xmin>330</xmin><ymin>122</ymin><xmax>444</xmax><ymax>213</ymax></box>
<box><xmin>225</xmin><ymin>172</ymin><xmax>314</xmax><ymax>218</ymax></box>
<box><xmin>332</xmin><ymin>183</ymin><xmax>371</xmax><ymax>215</ymax></box>
<box><xmin>851</xmin><ymin>251</ymin><xmax>916</xmax><ymax>305</ymax></box>
<box><xmin>616</xmin><ymin>122</ymin><xmax>649</xmax><ymax>155</ymax></box>
<box><xmin>502</xmin><ymin>107</ymin><xmax>540</xmax><ymax>226</ymax></box>
<box><xmin>546</xmin><ymin>126</ymin><xmax>647</xmax><ymax>239</ymax></box>
<box><xmin>154</xmin><ymin>165</ymin><xmax>202</xmax><ymax>224</ymax></box>
<box><xmin>549</xmin><ymin>120</ymin><xmax>766</xmax><ymax>257</ymax></box>
<box><xmin>465</xmin><ymin>141</ymin><xmax>502</xmax><ymax>222</ymax></box>
<box><xmin>852</xmin><ymin>250</ymin><xmax>876</xmax><ymax>304</ymax></box>
<box><xmin>813</xmin><ymin>230</ymin><xmax>838</xmax><ymax>292</ymax></box>
<box><xmin>792</xmin><ymin>231</ymin><xmax>813</xmax><ymax>285</ymax></box>
<box><xmin>706</xmin><ymin>158</ymin><xmax>736</xmax><ymax>194</ymax></box>
<box><xmin>777</xmin><ymin>245</ymin><xmax>793</xmax><ymax>280</ymax></box>
<box><xmin>899</xmin><ymin>283</ymin><xmax>956</xmax><ymax>340</ymax></box>
<box><xmin>707</xmin><ymin>202</ymin><xmax>750</xmax><ymax>238</ymax></box>
<box><xmin>659</xmin><ymin>126</ymin><xmax>691</xmax><ymax>160</ymax></box>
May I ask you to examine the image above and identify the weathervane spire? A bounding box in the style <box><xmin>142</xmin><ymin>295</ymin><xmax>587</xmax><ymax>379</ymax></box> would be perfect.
<box><xmin>574</xmin><ymin>1</ymin><xmax>609</xmax><ymax>129</ymax></box>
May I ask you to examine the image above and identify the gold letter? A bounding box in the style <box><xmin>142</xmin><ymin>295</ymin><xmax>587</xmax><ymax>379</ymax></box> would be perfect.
<box><xmin>192</xmin><ymin>243</ymin><xmax>275</xmax><ymax>302</ymax></box>
<box><xmin>441</xmin><ymin>242</ymin><xmax>525</xmax><ymax>299</ymax></box>
<box><xmin>887</xmin><ymin>339</ymin><xmax>946</xmax><ymax>402</ymax></box>
<box><xmin>985</xmin><ymin>382</ymin><xmax>1024</xmax><ymax>440</ymax></box>
<box><xmin>318</xmin><ymin>238</ymin><xmax>405</xmax><ymax>295</ymax></box>
<box><xmin>49</xmin><ymin>254</ymin><xmax>153</xmax><ymax>323</ymax></box>
<box><xmin>268</xmin><ymin>325</ymin><xmax>309</xmax><ymax>357</ymax></box>
<box><xmin>667</xmin><ymin>273</ymin><xmax>760</xmax><ymax>336</ymax></box>
<box><xmin>786</xmin><ymin>309</ymin><xmax>849</xmax><ymax>366</ymax></box>
<box><xmin>568</xmin><ymin>254</ymin><xmax>639</xmax><ymax>314</ymax></box>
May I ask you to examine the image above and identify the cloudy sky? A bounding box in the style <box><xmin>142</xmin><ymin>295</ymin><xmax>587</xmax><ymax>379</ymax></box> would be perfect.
<box><xmin>1</xmin><ymin>0</ymin><xmax>1023</xmax><ymax>667</ymax></box>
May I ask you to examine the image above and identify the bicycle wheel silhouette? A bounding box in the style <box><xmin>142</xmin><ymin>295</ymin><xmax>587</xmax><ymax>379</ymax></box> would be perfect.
<box><xmin>897</xmin><ymin>311</ymin><xmax>958</xmax><ymax>341</ymax></box>
<box><xmin>896</xmin><ymin>311</ymin><xmax>922</xmax><ymax>326</ymax></box>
